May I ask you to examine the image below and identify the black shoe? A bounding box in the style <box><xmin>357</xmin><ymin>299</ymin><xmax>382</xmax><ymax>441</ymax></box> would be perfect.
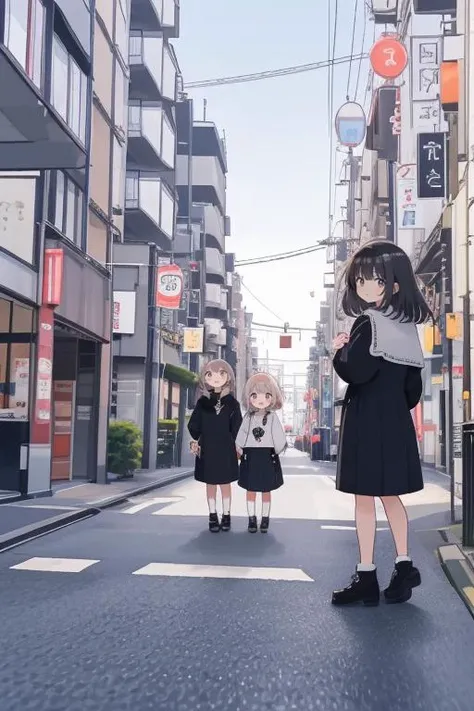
<box><xmin>209</xmin><ymin>513</ymin><xmax>220</xmax><ymax>533</ymax></box>
<box><xmin>260</xmin><ymin>516</ymin><xmax>270</xmax><ymax>533</ymax></box>
<box><xmin>384</xmin><ymin>560</ymin><xmax>421</xmax><ymax>603</ymax></box>
<box><xmin>331</xmin><ymin>569</ymin><xmax>380</xmax><ymax>606</ymax></box>
<box><xmin>248</xmin><ymin>516</ymin><xmax>258</xmax><ymax>533</ymax></box>
<box><xmin>221</xmin><ymin>514</ymin><xmax>231</xmax><ymax>531</ymax></box>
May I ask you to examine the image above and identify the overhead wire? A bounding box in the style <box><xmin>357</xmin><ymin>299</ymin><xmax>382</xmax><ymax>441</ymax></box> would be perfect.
<box><xmin>240</xmin><ymin>279</ymin><xmax>284</xmax><ymax>323</ymax></box>
<box><xmin>346</xmin><ymin>0</ymin><xmax>360</xmax><ymax>99</ymax></box>
<box><xmin>235</xmin><ymin>243</ymin><xmax>327</xmax><ymax>266</ymax></box>
<box><xmin>183</xmin><ymin>53</ymin><xmax>367</xmax><ymax>89</ymax></box>
<box><xmin>355</xmin><ymin>0</ymin><xmax>368</xmax><ymax>101</ymax></box>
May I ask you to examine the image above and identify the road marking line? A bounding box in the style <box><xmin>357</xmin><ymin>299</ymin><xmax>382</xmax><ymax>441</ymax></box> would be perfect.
<box><xmin>7</xmin><ymin>504</ymin><xmax>78</xmax><ymax>511</ymax></box>
<box><xmin>132</xmin><ymin>562</ymin><xmax>314</xmax><ymax>582</ymax></box>
<box><xmin>122</xmin><ymin>497</ymin><xmax>182</xmax><ymax>514</ymax></box>
<box><xmin>321</xmin><ymin>525</ymin><xmax>389</xmax><ymax>531</ymax></box>
<box><xmin>10</xmin><ymin>557</ymin><xmax>100</xmax><ymax>573</ymax></box>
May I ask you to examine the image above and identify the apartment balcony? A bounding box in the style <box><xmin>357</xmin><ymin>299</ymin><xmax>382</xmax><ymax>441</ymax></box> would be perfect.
<box><xmin>125</xmin><ymin>171</ymin><xmax>175</xmax><ymax>247</ymax></box>
<box><xmin>192</xmin><ymin>203</ymin><xmax>225</xmax><ymax>252</ymax></box>
<box><xmin>0</xmin><ymin>45</ymin><xmax>86</xmax><ymax>170</ymax></box>
<box><xmin>129</xmin><ymin>34</ymin><xmax>177</xmax><ymax>102</ymax></box>
<box><xmin>131</xmin><ymin>0</ymin><xmax>180</xmax><ymax>37</ymax></box>
<box><xmin>128</xmin><ymin>103</ymin><xmax>175</xmax><ymax>170</ymax></box>
<box><xmin>191</xmin><ymin>156</ymin><xmax>226</xmax><ymax>213</ymax></box>
<box><xmin>205</xmin><ymin>284</ymin><xmax>227</xmax><ymax>312</ymax></box>
<box><xmin>205</xmin><ymin>247</ymin><xmax>226</xmax><ymax>282</ymax></box>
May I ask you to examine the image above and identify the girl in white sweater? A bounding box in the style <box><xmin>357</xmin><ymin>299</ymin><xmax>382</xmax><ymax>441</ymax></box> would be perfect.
<box><xmin>236</xmin><ymin>372</ymin><xmax>287</xmax><ymax>533</ymax></box>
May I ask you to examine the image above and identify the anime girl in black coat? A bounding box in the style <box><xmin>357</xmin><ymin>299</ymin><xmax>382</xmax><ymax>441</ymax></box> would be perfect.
<box><xmin>188</xmin><ymin>360</ymin><xmax>242</xmax><ymax>533</ymax></box>
<box><xmin>331</xmin><ymin>240</ymin><xmax>432</xmax><ymax>607</ymax></box>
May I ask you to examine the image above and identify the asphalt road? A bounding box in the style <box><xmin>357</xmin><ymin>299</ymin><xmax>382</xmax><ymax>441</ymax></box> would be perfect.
<box><xmin>0</xmin><ymin>451</ymin><xmax>472</xmax><ymax>711</ymax></box>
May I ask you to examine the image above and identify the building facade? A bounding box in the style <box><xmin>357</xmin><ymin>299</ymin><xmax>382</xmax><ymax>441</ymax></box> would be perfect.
<box><xmin>0</xmin><ymin>0</ymin><xmax>129</xmax><ymax>497</ymax></box>
<box><xmin>111</xmin><ymin>0</ymin><xmax>187</xmax><ymax>470</ymax></box>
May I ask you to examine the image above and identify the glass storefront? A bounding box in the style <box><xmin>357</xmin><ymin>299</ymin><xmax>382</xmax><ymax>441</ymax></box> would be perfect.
<box><xmin>0</xmin><ymin>297</ymin><xmax>35</xmax><ymax>422</ymax></box>
<box><xmin>0</xmin><ymin>296</ymin><xmax>35</xmax><ymax>494</ymax></box>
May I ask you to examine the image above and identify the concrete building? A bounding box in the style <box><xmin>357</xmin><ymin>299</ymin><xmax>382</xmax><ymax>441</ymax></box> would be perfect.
<box><xmin>327</xmin><ymin>0</ymin><xmax>469</xmax><ymax>515</ymax></box>
<box><xmin>0</xmin><ymin>0</ymin><xmax>128</xmax><ymax>497</ymax></box>
<box><xmin>111</xmin><ymin>0</ymin><xmax>189</xmax><ymax>470</ymax></box>
<box><xmin>175</xmin><ymin>97</ymin><xmax>237</xmax><ymax>381</ymax></box>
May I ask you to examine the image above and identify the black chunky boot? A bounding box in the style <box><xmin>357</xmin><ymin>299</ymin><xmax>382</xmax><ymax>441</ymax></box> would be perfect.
<box><xmin>260</xmin><ymin>517</ymin><xmax>270</xmax><ymax>533</ymax></box>
<box><xmin>221</xmin><ymin>514</ymin><xmax>231</xmax><ymax>532</ymax></box>
<box><xmin>248</xmin><ymin>516</ymin><xmax>258</xmax><ymax>533</ymax></box>
<box><xmin>384</xmin><ymin>560</ymin><xmax>421</xmax><ymax>603</ymax></box>
<box><xmin>331</xmin><ymin>568</ymin><xmax>380</xmax><ymax>606</ymax></box>
<box><xmin>209</xmin><ymin>513</ymin><xmax>220</xmax><ymax>533</ymax></box>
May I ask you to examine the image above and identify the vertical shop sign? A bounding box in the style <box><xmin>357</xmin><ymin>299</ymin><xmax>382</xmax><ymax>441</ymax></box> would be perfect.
<box><xmin>31</xmin><ymin>305</ymin><xmax>54</xmax><ymax>444</ymax></box>
<box><xmin>417</xmin><ymin>132</ymin><xmax>447</xmax><ymax>199</ymax></box>
<box><xmin>397</xmin><ymin>165</ymin><xmax>420</xmax><ymax>229</ymax></box>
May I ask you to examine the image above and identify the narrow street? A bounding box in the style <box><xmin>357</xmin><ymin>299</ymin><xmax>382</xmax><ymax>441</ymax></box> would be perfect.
<box><xmin>0</xmin><ymin>451</ymin><xmax>472</xmax><ymax>711</ymax></box>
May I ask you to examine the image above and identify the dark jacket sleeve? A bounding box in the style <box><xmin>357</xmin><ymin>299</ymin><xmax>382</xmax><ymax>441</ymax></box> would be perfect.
<box><xmin>405</xmin><ymin>367</ymin><xmax>423</xmax><ymax>410</ymax></box>
<box><xmin>333</xmin><ymin>315</ymin><xmax>380</xmax><ymax>385</ymax></box>
<box><xmin>230</xmin><ymin>399</ymin><xmax>243</xmax><ymax>440</ymax></box>
<box><xmin>187</xmin><ymin>400</ymin><xmax>202</xmax><ymax>440</ymax></box>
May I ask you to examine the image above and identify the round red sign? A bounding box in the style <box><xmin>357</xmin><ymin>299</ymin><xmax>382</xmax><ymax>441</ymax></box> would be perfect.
<box><xmin>369</xmin><ymin>36</ymin><xmax>408</xmax><ymax>79</ymax></box>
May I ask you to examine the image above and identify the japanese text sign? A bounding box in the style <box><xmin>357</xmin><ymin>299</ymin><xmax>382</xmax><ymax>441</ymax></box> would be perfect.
<box><xmin>417</xmin><ymin>132</ymin><xmax>447</xmax><ymax>199</ymax></box>
<box><xmin>156</xmin><ymin>264</ymin><xmax>184</xmax><ymax>310</ymax></box>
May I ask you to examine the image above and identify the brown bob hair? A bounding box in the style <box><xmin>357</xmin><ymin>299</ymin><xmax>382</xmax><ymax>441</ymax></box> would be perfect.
<box><xmin>197</xmin><ymin>359</ymin><xmax>236</xmax><ymax>398</ymax></box>
<box><xmin>242</xmin><ymin>372</ymin><xmax>283</xmax><ymax>412</ymax></box>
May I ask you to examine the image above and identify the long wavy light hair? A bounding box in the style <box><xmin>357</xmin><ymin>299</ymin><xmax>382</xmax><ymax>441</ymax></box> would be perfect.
<box><xmin>242</xmin><ymin>372</ymin><xmax>283</xmax><ymax>412</ymax></box>
<box><xmin>197</xmin><ymin>359</ymin><xmax>236</xmax><ymax>399</ymax></box>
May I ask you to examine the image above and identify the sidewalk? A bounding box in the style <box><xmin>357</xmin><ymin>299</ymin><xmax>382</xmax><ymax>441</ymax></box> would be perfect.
<box><xmin>0</xmin><ymin>466</ymin><xmax>193</xmax><ymax>553</ymax></box>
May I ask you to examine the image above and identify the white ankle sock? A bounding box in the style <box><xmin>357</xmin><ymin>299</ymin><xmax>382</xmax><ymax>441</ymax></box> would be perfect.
<box><xmin>262</xmin><ymin>501</ymin><xmax>271</xmax><ymax>517</ymax></box>
<box><xmin>222</xmin><ymin>498</ymin><xmax>230</xmax><ymax>515</ymax></box>
<box><xmin>247</xmin><ymin>499</ymin><xmax>256</xmax><ymax>517</ymax></box>
<box><xmin>395</xmin><ymin>555</ymin><xmax>411</xmax><ymax>564</ymax></box>
<box><xmin>357</xmin><ymin>563</ymin><xmax>376</xmax><ymax>572</ymax></box>
<box><xmin>207</xmin><ymin>498</ymin><xmax>216</xmax><ymax>514</ymax></box>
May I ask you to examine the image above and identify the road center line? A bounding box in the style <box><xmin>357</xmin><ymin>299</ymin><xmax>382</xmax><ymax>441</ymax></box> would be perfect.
<box><xmin>321</xmin><ymin>525</ymin><xmax>389</xmax><ymax>531</ymax></box>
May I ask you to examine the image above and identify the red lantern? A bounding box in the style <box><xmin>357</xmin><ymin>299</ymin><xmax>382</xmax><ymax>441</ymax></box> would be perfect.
<box><xmin>156</xmin><ymin>264</ymin><xmax>184</xmax><ymax>309</ymax></box>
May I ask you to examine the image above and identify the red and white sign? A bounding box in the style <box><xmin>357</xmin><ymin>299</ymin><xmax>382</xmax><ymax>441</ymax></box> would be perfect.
<box><xmin>113</xmin><ymin>291</ymin><xmax>136</xmax><ymax>334</ymax></box>
<box><xmin>370</xmin><ymin>36</ymin><xmax>408</xmax><ymax>79</ymax></box>
<box><xmin>42</xmin><ymin>248</ymin><xmax>64</xmax><ymax>306</ymax></box>
<box><xmin>156</xmin><ymin>263</ymin><xmax>184</xmax><ymax>309</ymax></box>
<box><xmin>31</xmin><ymin>305</ymin><xmax>54</xmax><ymax>444</ymax></box>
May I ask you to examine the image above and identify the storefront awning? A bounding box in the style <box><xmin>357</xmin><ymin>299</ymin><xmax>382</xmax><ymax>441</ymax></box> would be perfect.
<box><xmin>160</xmin><ymin>363</ymin><xmax>198</xmax><ymax>387</ymax></box>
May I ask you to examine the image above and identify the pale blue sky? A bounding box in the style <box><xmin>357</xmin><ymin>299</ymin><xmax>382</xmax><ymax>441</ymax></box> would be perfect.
<box><xmin>175</xmin><ymin>0</ymin><xmax>370</xmax><ymax>369</ymax></box>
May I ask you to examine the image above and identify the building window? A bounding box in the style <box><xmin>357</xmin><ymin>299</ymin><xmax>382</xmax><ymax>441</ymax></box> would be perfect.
<box><xmin>0</xmin><ymin>176</ymin><xmax>37</xmax><ymax>264</ymax></box>
<box><xmin>4</xmin><ymin>0</ymin><xmax>45</xmax><ymax>89</ymax></box>
<box><xmin>50</xmin><ymin>172</ymin><xmax>84</xmax><ymax>247</ymax></box>
<box><xmin>0</xmin><ymin>298</ymin><xmax>34</xmax><ymax>421</ymax></box>
<box><xmin>52</xmin><ymin>35</ymin><xmax>88</xmax><ymax>144</ymax></box>
<box><xmin>114</xmin><ymin>61</ymin><xmax>128</xmax><ymax>132</ymax></box>
<box><xmin>115</xmin><ymin>0</ymin><xmax>129</xmax><ymax>65</ymax></box>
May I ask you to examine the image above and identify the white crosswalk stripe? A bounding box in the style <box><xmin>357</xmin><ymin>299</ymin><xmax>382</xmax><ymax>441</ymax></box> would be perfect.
<box><xmin>7</xmin><ymin>557</ymin><xmax>313</xmax><ymax>582</ymax></box>
<box><xmin>10</xmin><ymin>557</ymin><xmax>100</xmax><ymax>573</ymax></box>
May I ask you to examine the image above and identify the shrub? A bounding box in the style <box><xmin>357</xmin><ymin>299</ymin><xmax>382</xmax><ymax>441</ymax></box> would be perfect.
<box><xmin>107</xmin><ymin>420</ymin><xmax>143</xmax><ymax>478</ymax></box>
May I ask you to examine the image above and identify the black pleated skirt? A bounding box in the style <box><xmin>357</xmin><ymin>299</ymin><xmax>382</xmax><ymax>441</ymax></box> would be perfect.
<box><xmin>238</xmin><ymin>447</ymin><xmax>284</xmax><ymax>492</ymax></box>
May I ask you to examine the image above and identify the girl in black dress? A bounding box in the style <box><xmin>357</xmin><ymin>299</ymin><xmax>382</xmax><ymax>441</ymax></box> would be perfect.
<box><xmin>188</xmin><ymin>359</ymin><xmax>242</xmax><ymax>533</ymax></box>
<box><xmin>331</xmin><ymin>240</ymin><xmax>432</xmax><ymax>607</ymax></box>
<box><xmin>236</xmin><ymin>372</ymin><xmax>287</xmax><ymax>533</ymax></box>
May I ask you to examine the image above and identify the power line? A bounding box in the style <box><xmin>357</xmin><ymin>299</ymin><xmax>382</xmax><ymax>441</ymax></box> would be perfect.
<box><xmin>235</xmin><ymin>241</ymin><xmax>328</xmax><ymax>266</ymax></box>
<box><xmin>346</xmin><ymin>0</ymin><xmax>360</xmax><ymax>99</ymax></box>
<box><xmin>355</xmin><ymin>0</ymin><xmax>368</xmax><ymax>101</ymax></box>
<box><xmin>252</xmin><ymin>321</ymin><xmax>318</xmax><ymax>333</ymax></box>
<box><xmin>240</xmin><ymin>279</ymin><xmax>284</xmax><ymax>322</ymax></box>
<box><xmin>183</xmin><ymin>53</ymin><xmax>367</xmax><ymax>89</ymax></box>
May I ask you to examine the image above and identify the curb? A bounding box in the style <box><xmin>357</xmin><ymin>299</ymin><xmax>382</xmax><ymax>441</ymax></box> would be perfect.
<box><xmin>438</xmin><ymin>543</ymin><xmax>474</xmax><ymax>619</ymax></box>
<box><xmin>0</xmin><ymin>507</ymin><xmax>100</xmax><ymax>553</ymax></box>
<box><xmin>0</xmin><ymin>468</ymin><xmax>193</xmax><ymax>554</ymax></box>
<box><xmin>90</xmin><ymin>468</ymin><xmax>194</xmax><ymax>509</ymax></box>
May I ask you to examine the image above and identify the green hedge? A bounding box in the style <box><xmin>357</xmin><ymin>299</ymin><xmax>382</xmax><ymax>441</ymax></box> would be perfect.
<box><xmin>108</xmin><ymin>420</ymin><xmax>143</xmax><ymax>477</ymax></box>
